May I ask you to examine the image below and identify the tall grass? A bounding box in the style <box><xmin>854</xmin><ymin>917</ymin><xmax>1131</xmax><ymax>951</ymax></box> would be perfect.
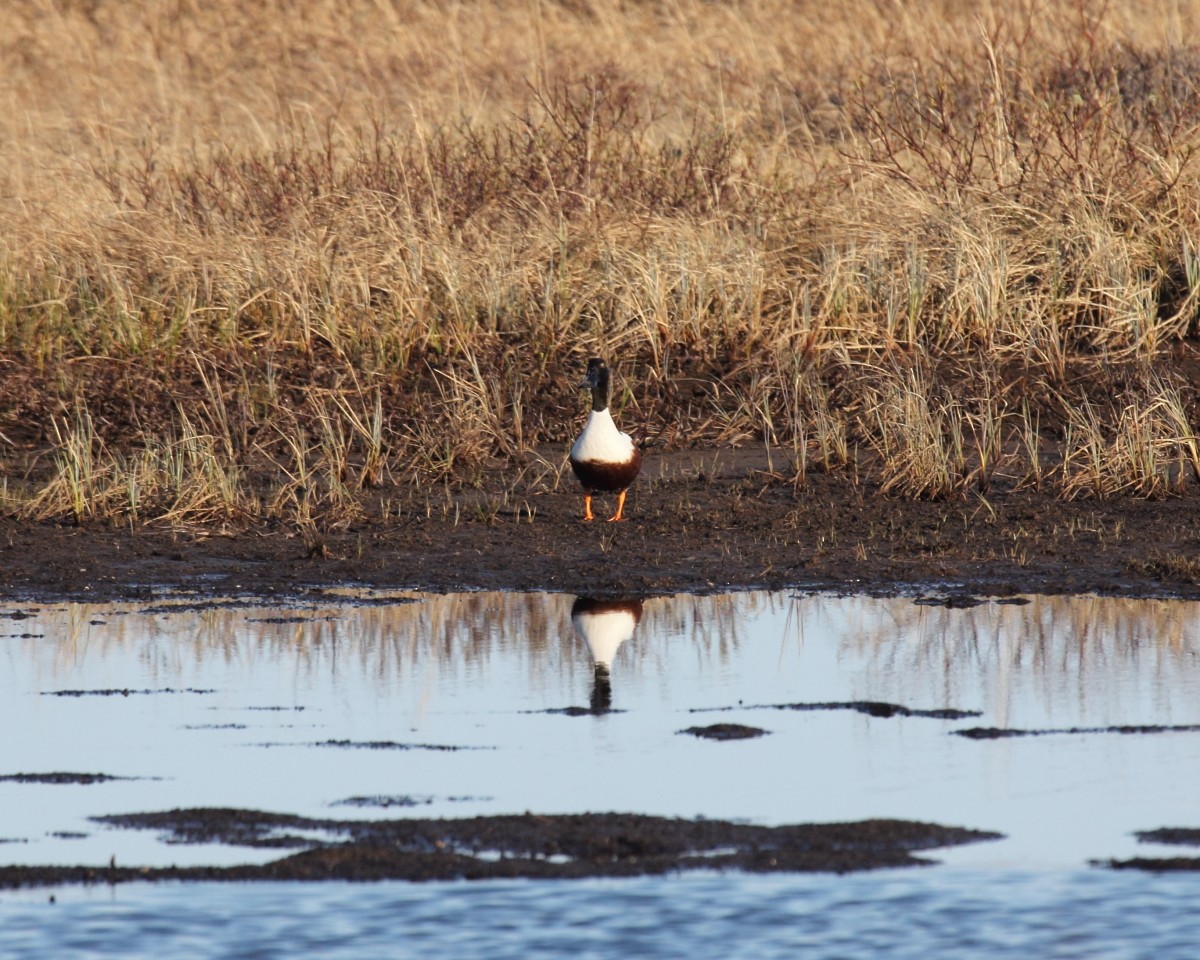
<box><xmin>3</xmin><ymin>0</ymin><xmax>1200</xmax><ymax>523</ymax></box>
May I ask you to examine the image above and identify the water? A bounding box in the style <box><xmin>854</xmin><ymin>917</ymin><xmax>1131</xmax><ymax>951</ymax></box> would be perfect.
<box><xmin>3</xmin><ymin>589</ymin><xmax>1200</xmax><ymax>956</ymax></box>
<box><xmin>5</xmin><ymin>870</ymin><xmax>1200</xmax><ymax>959</ymax></box>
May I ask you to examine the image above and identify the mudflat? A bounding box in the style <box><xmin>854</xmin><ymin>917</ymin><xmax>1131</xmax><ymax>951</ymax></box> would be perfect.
<box><xmin>2</xmin><ymin>448</ymin><xmax>1198</xmax><ymax>603</ymax></box>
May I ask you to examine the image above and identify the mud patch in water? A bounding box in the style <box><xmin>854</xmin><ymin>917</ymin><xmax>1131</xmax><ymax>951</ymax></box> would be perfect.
<box><xmin>1103</xmin><ymin>828</ymin><xmax>1200</xmax><ymax>872</ymax></box>
<box><xmin>254</xmin><ymin>739</ymin><xmax>488</xmax><ymax>752</ymax></box>
<box><xmin>1137</xmin><ymin>828</ymin><xmax>1200</xmax><ymax>845</ymax></box>
<box><xmin>0</xmin><ymin>773</ymin><xmax>144</xmax><ymax>785</ymax></box>
<box><xmin>693</xmin><ymin>700</ymin><xmax>981</xmax><ymax>720</ymax></box>
<box><xmin>955</xmin><ymin>724</ymin><xmax>1200</xmax><ymax>739</ymax></box>
<box><xmin>331</xmin><ymin>795</ymin><xmax>436</xmax><ymax>809</ymax></box>
<box><xmin>1105</xmin><ymin>857</ymin><xmax>1200</xmax><ymax>871</ymax></box>
<box><xmin>43</xmin><ymin>687</ymin><xmax>216</xmax><ymax>698</ymax></box>
<box><xmin>0</xmin><ymin>809</ymin><xmax>1001</xmax><ymax>886</ymax></box>
<box><xmin>1104</xmin><ymin>844</ymin><xmax>1200</xmax><ymax>872</ymax></box>
<box><xmin>331</xmin><ymin>795</ymin><xmax>490</xmax><ymax>809</ymax></box>
<box><xmin>679</xmin><ymin>724</ymin><xmax>769</xmax><ymax>740</ymax></box>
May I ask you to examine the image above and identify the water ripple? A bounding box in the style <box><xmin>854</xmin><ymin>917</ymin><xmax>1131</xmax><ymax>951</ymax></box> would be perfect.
<box><xmin>6</xmin><ymin>870</ymin><xmax>1200</xmax><ymax>959</ymax></box>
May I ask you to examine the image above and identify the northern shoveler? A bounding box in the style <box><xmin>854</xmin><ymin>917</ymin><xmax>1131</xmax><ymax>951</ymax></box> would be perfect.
<box><xmin>569</xmin><ymin>358</ymin><xmax>642</xmax><ymax>522</ymax></box>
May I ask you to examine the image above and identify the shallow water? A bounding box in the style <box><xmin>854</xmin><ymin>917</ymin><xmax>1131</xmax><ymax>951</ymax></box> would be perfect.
<box><xmin>6</xmin><ymin>870</ymin><xmax>1200</xmax><ymax>960</ymax></box>
<box><xmin>3</xmin><ymin>589</ymin><xmax>1200</xmax><ymax>954</ymax></box>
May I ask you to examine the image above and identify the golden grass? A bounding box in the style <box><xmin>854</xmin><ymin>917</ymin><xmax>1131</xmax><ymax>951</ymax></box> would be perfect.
<box><xmin>4</xmin><ymin>0</ymin><xmax>1200</xmax><ymax>523</ymax></box>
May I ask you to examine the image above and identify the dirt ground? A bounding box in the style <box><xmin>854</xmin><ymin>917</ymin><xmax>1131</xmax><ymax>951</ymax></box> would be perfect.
<box><xmin>4</xmin><ymin>448</ymin><xmax>1200</xmax><ymax>603</ymax></box>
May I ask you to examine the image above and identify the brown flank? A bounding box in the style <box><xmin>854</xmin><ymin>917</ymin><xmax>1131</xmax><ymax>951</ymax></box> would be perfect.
<box><xmin>571</xmin><ymin>450</ymin><xmax>643</xmax><ymax>494</ymax></box>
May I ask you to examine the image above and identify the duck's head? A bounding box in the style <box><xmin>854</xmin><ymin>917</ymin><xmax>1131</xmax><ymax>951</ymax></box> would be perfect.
<box><xmin>580</xmin><ymin>357</ymin><xmax>610</xmax><ymax>412</ymax></box>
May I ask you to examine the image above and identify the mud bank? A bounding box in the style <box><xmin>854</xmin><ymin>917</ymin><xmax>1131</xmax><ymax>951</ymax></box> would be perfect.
<box><xmin>0</xmin><ymin>811</ymin><xmax>1001</xmax><ymax>887</ymax></box>
<box><xmin>4</xmin><ymin>454</ymin><xmax>1200</xmax><ymax>602</ymax></box>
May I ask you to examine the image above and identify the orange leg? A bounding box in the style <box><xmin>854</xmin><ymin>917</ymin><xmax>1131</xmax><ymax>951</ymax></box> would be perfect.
<box><xmin>582</xmin><ymin>494</ymin><xmax>595</xmax><ymax>522</ymax></box>
<box><xmin>607</xmin><ymin>489</ymin><xmax>628</xmax><ymax>522</ymax></box>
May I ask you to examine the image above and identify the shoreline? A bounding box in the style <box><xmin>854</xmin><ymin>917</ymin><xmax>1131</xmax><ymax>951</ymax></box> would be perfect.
<box><xmin>4</xmin><ymin>453</ymin><xmax>1199</xmax><ymax>603</ymax></box>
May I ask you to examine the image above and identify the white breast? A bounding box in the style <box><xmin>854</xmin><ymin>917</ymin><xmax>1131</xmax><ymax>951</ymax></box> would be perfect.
<box><xmin>571</xmin><ymin>409</ymin><xmax>635</xmax><ymax>463</ymax></box>
<box><xmin>572</xmin><ymin>607</ymin><xmax>639</xmax><ymax>669</ymax></box>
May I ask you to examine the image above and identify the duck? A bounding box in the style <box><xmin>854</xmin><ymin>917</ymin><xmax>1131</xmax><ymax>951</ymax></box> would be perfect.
<box><xmin>569</xmin><ymin>358</ymin><xmax>642</xmax><ymax>522</ymax></box>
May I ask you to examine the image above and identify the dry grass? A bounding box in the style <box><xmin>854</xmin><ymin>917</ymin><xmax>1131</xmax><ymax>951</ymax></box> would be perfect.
<box><xmin>4</xmin><ymin>0</ymin><xmax>1200</xmax><ymax>524</ymax></box>
<box><xmin>1059</xmin><ymin>374</ymin><xmax>1200</xmax><ymax>498</ymax></box>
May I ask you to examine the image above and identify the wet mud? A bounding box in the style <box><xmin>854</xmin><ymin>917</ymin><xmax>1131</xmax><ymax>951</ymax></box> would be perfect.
<box><xmin>253</xmin><ymin>740</ymin><xmax>487</xmax><ymax>752</ymax></box>
<box><xmin>0</xmin><ymin>773</ymin><xmax>138</xmax><ymax>785</ymax></box>
<box><xmin>332</xmin><ymin>796</ymin><xmax>438</xmax><ymax>809</ymax></box>
<box><xmin>0</xmin><ymin>810</ymin><xmax>1001</xmax><ymax>888</ymax></box>
<box><xmin>4</xmin><ymin>451</ymin><xmax>1200</xmax><ymax>603</ymax></box>
<box><xmin>1105</xmin><ymin>857</ymin><xmax>1200</xmax><ymax>871</ymax></box>
<box><xmin>1136</xmin><ymin>828</ymin><xmax>1200</xmax><ymax>845</ymax></box>
<box><xmin>955</xmin><ymin>724</ymin><xmax>1200</xmax><ymax>739</ymax></box>
<box><xmin>1104</xmin><ymin>829</ymin><xmax>1200</xmax><ymax>872</ymax></box>
<box><xmin>41</xmin><ymin>688</ymin><xmax>216</xmax><ymax>698</ymax></box>
<box><xmin>679</xmin><ymin>724</ymin><xmax>770</xmax><ymax>740</ymax></box>
<box><xmin>692</xmin><ymin>700</ymin><xmax>981</xmax><ymax>721</ymax></box>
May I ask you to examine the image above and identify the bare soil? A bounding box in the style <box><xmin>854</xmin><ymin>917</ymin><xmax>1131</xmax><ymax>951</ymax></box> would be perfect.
<box><xmin>3</xmin><ymin>448</ymin><xmax>1200</xmax><ymax>603</ymax></box>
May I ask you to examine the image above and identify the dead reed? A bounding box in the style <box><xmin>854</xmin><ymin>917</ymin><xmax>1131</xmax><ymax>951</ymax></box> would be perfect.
<box><xmin>3</xmin><ymin>0</ymin><xmax>1200</xmax><ymax>524</ymax></box>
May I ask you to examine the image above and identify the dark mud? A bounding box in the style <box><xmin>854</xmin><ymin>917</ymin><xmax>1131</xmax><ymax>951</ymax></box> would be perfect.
<box><xmin>1105</xmin><ymin>857</ymin><xmax>1200</xmax><ymax>871</ymax></box>
<box><xmin>679</xmin><ymin>724</ymin><xmax>770</xmax><ymax>740</ymax></box>
<box><xmin>692</xmin><ymin>701</ymin><xmax>982</xmax><ymax>721</ymax></box>
<box><xmin>1136</xmin><ymin>828</ymin><xmax>1200</xmax><ymax>845</ymax></box>
<box><xmin>332</xmin><ymin>796</ymin><xmax>438</xmax><ymax>809</ymax></box>
<box><xmin>42</xmin><ymin>687</ymin><xmax>215</xmax><ymax>697</ymax></box>
<box><xmin>1104</xmin><ymin>828</ymin><xmax>1200</xmax><ymax>872</ymax></box>
<box><xmin>0</xmin><ymin>773</ymin><xmax>138</xmax><ymax>785</ymax></box>
<box><xmin>253</xmin><ymin>740</ymin><xmax>487</xmax><ymax>752</ymax></box>
<box><xmin>4</xmin><ymin>450</ymin><xmax>1200</xmax><ymax>603</ymax></box>
<box><xmin>955</xmin><ymin>724</ymin><xmax>1200</xmax><ymax>739</ymax></box>
<box><xmin>0</xmin><ymin>810</ymin><xmax>1001</xmax><ymax>888</ymax></box>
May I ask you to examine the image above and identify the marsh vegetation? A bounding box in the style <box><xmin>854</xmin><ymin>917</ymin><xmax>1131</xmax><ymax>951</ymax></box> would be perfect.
<box><xmin>4</xmin><ymin>0</ymin><xmax>1200</xmax><ymax>531</ymax></box>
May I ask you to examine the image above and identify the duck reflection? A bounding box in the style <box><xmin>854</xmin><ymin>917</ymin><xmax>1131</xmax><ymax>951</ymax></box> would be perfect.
<box><xmin>569</xmin><ymin>597</ymin><xmax>644</xmax><ymax>714</ymax></box>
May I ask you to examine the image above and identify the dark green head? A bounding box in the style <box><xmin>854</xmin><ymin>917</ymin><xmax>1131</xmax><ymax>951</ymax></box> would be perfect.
<box><xmin>579</xmin><ymin>357</ymin><xmax>610</xmax><ymax>412</ymax></box>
